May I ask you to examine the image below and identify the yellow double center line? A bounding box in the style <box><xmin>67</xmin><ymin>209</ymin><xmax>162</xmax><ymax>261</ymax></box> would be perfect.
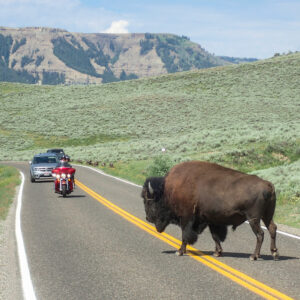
<box><xmin>75</xmin><ymin>179</ymin><xmax>293</xmax><ymax>300</ymax></box>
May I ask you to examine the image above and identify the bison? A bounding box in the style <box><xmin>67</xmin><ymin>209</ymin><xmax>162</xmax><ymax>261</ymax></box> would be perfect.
<box><xmin>141</xmin><ymin>161</ymin><xmax>279</xmax><ymax>261</ymax></box>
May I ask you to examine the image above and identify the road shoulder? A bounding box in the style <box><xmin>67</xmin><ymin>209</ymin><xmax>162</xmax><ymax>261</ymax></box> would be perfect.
<box><xmin>0</xmin><ymin>185</ymin><xmax>22</xmax><ymax>300</ymax></box>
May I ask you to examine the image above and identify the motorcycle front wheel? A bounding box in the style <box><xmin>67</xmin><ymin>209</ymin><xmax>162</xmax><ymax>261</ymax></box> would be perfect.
<box><xmin>62</xmin><ymin>184</ymin><xmax>67</xmax><ymax>197</ymax></box>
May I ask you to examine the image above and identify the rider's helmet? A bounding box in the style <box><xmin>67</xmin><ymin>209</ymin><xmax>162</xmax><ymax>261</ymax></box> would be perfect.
<box><xmin>60</xmin><ymin>155</ymin><xmax>68</xmax><ymax>162</ymax></box>
<box><xmin>59</xmin><ymin>155</ymin><xmax>71</xmax><ymax>167</ymax></box>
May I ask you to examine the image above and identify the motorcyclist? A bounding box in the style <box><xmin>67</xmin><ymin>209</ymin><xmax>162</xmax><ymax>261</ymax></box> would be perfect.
<box><xmin>55</xmin><ymin>155</ymin><xmax>76</xmax><ymax>187</ymax></box>
<box><xmin>58</xmin><ymin>155</ymin><xmax>72</xmax><ymax>168</ymax></box>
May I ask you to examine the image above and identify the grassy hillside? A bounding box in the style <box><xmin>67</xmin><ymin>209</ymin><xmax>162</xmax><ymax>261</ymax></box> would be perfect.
<box><xmin>0</xmin><ymin>52</ymin><xmax>299</xmax><ymax>226</ymax></box>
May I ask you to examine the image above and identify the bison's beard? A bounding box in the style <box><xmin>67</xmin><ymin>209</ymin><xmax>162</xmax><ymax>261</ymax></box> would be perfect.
<box><xmin>155</xmin><ymin>219</ymin><xmax>170</xmax><ymax>233</ymax></box>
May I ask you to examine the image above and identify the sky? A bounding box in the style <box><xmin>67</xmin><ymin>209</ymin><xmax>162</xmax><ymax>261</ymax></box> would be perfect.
<box><xmin>0</xmin><ymin>0</ymin><xmax>299</xmax><ymax>59</ymax></box>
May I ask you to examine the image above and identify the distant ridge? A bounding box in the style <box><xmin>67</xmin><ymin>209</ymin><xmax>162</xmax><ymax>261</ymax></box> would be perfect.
<box><xmin>0</xmin><ymin>26</ymin><xmax>233</xmax><ymax>84</ymax></box>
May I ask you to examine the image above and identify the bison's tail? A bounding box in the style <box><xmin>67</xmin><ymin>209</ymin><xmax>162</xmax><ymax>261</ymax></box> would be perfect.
<box><xmin>263</xmin><ymin>182</ymin><xmax>277</xmax><ymax>226</ymax></box>
<box><xmin>209</xmin><ymin>224</ymin><xmax>228</xmax><ymax>242</ymax></box>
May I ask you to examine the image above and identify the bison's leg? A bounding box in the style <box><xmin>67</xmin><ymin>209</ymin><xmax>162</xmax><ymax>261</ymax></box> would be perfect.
<box><xmin>262</xmin><ymin>182</ymin><xmax>279</xmax><ymax>260</ymax></box>
<box><xmin>263</xmin><ymin>218</ymin><xmax>279</xmax><ymax>260</ymax></box>
<box><xmin>209</xmin><ymin>224</ymin><xmax>226</xmax><ymax>257</ymax></box>
<box><xmin>177</xmin><ymin>242</ymin><xmax>187</xmax><ymax>256</ymax></box>
<box><xmin>177</xmin><ymin>218</ymin><xmax>198</xmax><ymax>256</ymax></box>
<box><xmin>248</xmin><ymin>219</ymin><xmax>264</xmax><ymax>261</ymax></box>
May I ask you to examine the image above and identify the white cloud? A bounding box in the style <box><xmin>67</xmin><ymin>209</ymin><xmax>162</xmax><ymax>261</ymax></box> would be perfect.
<box><xmin>0</xmin><ymin>0</ymin><xmax>124</xmax><ymax>33</ymax></box>
<box><xmin>103</xmin><ymin>20</ymin><xmax>129</xmax><ymax>34</ymax></box>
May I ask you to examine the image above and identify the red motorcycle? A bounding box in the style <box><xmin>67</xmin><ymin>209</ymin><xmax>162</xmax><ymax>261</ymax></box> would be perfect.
<box><xmin>52</xmin><ymin>162</ymin><xmax>76</xmax><ymax>197</ymax></box>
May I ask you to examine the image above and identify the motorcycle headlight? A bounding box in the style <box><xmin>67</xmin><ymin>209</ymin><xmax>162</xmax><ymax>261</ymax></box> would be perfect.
<box><xmin>67</xmin><ymin>174</ymin><xmax>71</xmax><ymax>178</ymax></box>
<box><xmin>56</xmin><ymin>174</ymin><xmax>60</xmax><ymax>179</ymax></box>
<box><xmin>61</xmin><ymin>173</ymin><xmax>66</xmax><ymax>179</ymax></box>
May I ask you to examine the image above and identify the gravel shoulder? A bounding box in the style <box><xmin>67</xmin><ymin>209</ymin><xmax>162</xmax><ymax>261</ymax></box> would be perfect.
<box><xmin>0</xmin><ymin>185</ymin><xmax>22</xmax><ymax>300</ymax></box>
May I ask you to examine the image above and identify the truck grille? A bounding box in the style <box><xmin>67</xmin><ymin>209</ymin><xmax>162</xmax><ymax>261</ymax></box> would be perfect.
<box><xmin>34</xmin><ymin>167</ymin><xmax>54</xmax><ymax>172</ymax></box>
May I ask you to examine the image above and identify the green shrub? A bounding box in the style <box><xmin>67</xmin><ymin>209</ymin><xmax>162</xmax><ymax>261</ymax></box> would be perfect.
<box><xmin>0</xmin><ymin>34</ymin><xmax>13</xmax><ymax>65</ymax></box>
<box><xmin>12</xmin><ymin>37</ymin><xmax>26</xmax><ymax>54</ymax></box>
<box><xmin>21</xmin><ymin>55</ymin><xmax>35</xmax><ymax>68</ymax></box>
<box><xmin>42</xmin><ymin>71</ymin><xmax>65</xmax><ymax>85</ymax></box>
<box><xmin>0</xmin><ymin>64</ymin><xmax>38</xmax><ymax>83</ymax></box>
<box><xmin>145</xmin><ymin>33</ymin><xmax>155</xmax><ymax>39</ymax></box>
<box><xmin>35</xmin><ymin>55</ymin><xmax>44</xmax><ymax>67</ymax></box>
<box><xmin>94</xmin><ymin>49</ymin><xmax>110</xmax><ymax>67</ymax></box>
<box><xmin>140</xmin><ymin>39</ymin><xmax>154</xmax><ymax>55</ymax></box>
<box><xmin>146</xmin><ymin>155</ymin><xmax>174</xmax><ymax>177</ymax></box>
<box><xmin>11</xmin><ymin>59</ymin><xmax>17</xmax><ymax>68</ymax></box>
<box><xmin>110</xmin><ymin>41</ymin><xmax>115</xmax><ymax>52</ymax></box>
<box><xmin>119</xmin><ymin>70</ymin><xmax>138</xmax><ymax>81</ymax></box>
<box><xmin>52</xmin><ymin>37</ymin><xmax>99</xmax><ymax>77</ymax></box>
<box><xmin>101</xmin><ymin>68</ymin><xmax>119</xmax><ymax>83</ymax></box>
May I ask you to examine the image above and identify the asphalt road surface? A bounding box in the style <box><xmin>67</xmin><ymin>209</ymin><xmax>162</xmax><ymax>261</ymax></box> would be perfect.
<box><xmin>6</xmin><ymin>162</ymin><xmax>300</xmax><ymax>299</ymax></box>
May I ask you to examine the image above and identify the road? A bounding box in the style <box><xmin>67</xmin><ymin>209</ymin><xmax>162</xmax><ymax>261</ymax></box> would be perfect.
<box><xmin>6</xmin><ymin>162</ymin><xmax>300</xmax><ymax>299</ymax></box>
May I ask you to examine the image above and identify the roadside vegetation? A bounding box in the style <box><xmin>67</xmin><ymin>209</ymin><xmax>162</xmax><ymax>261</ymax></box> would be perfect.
<box><xmin>0</xmin><ymin>165</ymin><xmax>20</xmax><ymax>220</ymax></box>
<box><xmin>0</xmin><ymin>52</ymin><xmax>299</xmax><ymax>227</ymax></box>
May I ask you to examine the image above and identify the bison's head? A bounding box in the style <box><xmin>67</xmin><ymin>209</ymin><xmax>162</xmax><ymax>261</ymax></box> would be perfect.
<box><xmin>141</xmin><ymin>177</ymin><xmax>173</xmax><ymax>233</ymax></box>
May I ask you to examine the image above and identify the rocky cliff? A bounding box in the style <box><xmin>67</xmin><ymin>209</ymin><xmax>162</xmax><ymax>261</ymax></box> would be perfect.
<box><xmin>0</xmin><ymin>27</ymin><xmax>229</xmax><ymax>84</ymax></box>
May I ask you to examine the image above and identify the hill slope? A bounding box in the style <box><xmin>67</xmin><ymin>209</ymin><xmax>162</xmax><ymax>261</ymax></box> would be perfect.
<box><xmin>0</xmin><ymin>52</ymin><xmax>299</xmax><ymax>162</ymax></box>
<box><xmin>0</xmin><ymin>27</ymin><xmax>229</xmax><ymax>84</ymax></box>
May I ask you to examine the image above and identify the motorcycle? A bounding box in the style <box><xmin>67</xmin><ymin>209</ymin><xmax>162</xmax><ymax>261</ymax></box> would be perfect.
<box><xmin>52</xmin><ymin>165</ymin><xmax>76</xmax><ymax>197</ymax></box>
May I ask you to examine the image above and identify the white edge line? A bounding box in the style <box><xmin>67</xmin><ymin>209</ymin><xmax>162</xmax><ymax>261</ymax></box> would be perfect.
<box><xmin>75</xmin><ymin>164</ymin><xmax>300</xmax><ymax>241</ymax></box>
<box><xmin>265</xmin><ymin>226</ymin><xmax>300</xmax><ymax>240</ymax></box>
<box><xmin>15</xmin><ymin>171</ymin><xmax>37</xmax><ymax>300</ymax></box>
<box><xmin>245</xmin><ymin>221</ymin><xmax>300</xmax><ymax>240</ymax></box>
<box><xmin>73</xmin><ymin>164</ymin><xmax>141</xmax><ymax>188</ymax></box>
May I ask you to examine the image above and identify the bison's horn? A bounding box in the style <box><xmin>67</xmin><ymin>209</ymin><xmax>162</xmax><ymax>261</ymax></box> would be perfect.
<box><xmin>148</xmin><ymin>181</ymin><xmax>154</xmax><ymax>195</ymax></box>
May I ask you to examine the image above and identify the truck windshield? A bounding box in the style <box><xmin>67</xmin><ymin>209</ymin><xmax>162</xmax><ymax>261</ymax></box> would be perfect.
<box><xmin>33</xmin><ymin>156</ymin><xmax>58</xmax><ymax>164</ymax></box>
